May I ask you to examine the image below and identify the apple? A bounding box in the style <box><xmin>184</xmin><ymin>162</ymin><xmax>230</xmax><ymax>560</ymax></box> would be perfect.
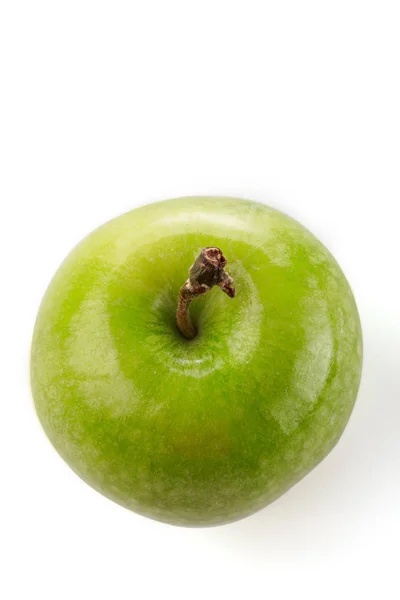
<box><xmin>31</xmin><ymin>197</ymin><xmax>362</xmax><ymax>526</ymax></box>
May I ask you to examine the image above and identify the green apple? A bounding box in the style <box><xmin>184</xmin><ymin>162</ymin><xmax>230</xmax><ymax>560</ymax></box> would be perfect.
<box><xmin>31</xmin><ymin>197</ymin><xmax>362</xmax><ymax>526</ymax></box>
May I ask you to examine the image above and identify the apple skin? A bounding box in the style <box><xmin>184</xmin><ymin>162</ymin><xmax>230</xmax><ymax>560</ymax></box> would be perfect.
<box><xmin>31</xmin><ymin>197</ymin><xmax>362</xmax><ymax>527</ymax></box>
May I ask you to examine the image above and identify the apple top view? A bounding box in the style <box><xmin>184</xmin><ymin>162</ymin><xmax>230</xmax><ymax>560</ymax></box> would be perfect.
<box><xmin>30</xmin><ymin>196</ymin><xmax>362</xmax><ymax>527</ymax></box>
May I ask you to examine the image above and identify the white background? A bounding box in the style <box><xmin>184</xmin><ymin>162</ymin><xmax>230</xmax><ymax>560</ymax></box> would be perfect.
<box><xmin>1</xmin><ymin>1</ymin><xmax>399</xmax><ymax>599</ymax></box>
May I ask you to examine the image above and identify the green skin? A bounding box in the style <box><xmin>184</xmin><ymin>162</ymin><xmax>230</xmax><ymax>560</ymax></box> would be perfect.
<box><xmin>31</xmin><ymin>197</ymin><xmax>363</xmax><ymax>527</ymax></box>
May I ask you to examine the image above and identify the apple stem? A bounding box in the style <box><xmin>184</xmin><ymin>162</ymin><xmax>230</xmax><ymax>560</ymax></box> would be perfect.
<box><xmin>176</xmin><ymin>247</ymin><xmax>236</xmax><ymax>340</ymax></box>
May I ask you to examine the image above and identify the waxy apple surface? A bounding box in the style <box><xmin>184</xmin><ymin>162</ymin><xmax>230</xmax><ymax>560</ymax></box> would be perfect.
<box><xmin>31</xmin><ymin>197</ymin><xmax>362</xmax><ymax>526</ymax></box>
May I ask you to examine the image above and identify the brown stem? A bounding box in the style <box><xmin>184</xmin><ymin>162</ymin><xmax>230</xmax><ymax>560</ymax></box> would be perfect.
<box><xmin>176</xmin><ymin>247</ymin><xmax>235</xmax><ymax>339</ymax></box>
